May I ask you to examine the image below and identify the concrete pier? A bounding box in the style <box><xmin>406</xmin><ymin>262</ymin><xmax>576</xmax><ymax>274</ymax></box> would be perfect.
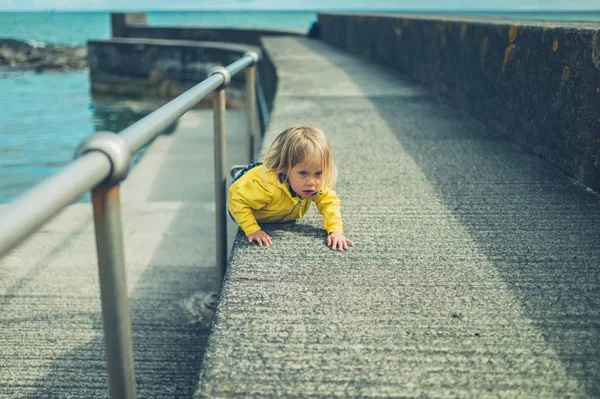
<box><xmin>195</xmin><ymin>37</ymin><xmax>600</xmax><ymax>398</ymax></box>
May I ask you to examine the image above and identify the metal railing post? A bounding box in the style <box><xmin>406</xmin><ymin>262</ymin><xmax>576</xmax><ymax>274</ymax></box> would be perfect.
<box><xmin>75</xmin><ymin>132</ymin><xmax>136</xmax><ymax>399</ymax></box>
<box><xmin>244</xmin><ymin>52</ymin><xmax>259</xmax><ymax>162</ymax></box>
<box><xmin>209</xmin><ymin>67</ymin><xmax>232</xmax><ymax>292</ymax></box>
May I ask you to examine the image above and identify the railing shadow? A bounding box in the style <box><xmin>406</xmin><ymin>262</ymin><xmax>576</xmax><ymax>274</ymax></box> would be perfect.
<box><xmin>382</xmin><ymin>96</ymin><xmax>600</xmax><ymax>396</ymax></box>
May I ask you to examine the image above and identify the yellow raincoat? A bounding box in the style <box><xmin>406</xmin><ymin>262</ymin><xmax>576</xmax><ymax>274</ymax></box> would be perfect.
<box><xmin>228</xmin><ymin>164</ymin><xmax>343</xmax><ymax>236</ymax></box>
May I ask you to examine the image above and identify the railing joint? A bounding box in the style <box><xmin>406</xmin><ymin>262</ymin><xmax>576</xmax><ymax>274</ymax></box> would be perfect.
<box><xmin>244</xmin><ymin>51</ymin><xmax>260</xmax><ymax>65</ymax></box>
<box><xmin>209</xmin><ymin>66</ymin><xmax>232</xmax><ymax>87</ymax></box>
<box><xmin>74</xmin><ymin>131</ymin><xmax>132</xmax><ymax>185</ymax></box>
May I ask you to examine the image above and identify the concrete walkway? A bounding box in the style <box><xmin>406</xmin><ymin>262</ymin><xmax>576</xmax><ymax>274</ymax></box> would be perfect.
<box><xmin>195</xmin><ymin>37</ymin><xmax>600</xmax><ymax>397</ymax></box>
<box><xmin>0</xmin><ymin>110</ymin><xmax>248</xmax><ymax>398</ymax></box>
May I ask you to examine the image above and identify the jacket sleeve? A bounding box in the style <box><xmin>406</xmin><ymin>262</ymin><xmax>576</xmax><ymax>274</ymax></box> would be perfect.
<box><xmin>314</xmin><ymin>187</ymin><xmax>343</xmax><ymax>234</ymax></box>
<box><xmin>228</xmin><ymin>177</ymin><xmax>272</xmax><ymax>236</ymax></box>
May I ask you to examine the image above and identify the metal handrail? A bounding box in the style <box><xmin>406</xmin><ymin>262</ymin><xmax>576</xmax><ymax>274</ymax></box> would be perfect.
<box><xmin>0</xmin><ymin>50</ymin><xmax>260</xmax><ymax>399</ymax></box>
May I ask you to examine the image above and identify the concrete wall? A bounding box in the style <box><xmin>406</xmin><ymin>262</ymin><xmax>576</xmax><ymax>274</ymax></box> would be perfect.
<box><xmin>110</xmin><ymin>12</ymin><xmax>306</xmax><ymax>46</ymax></box>
<box><xmin>256</xmin><ymin>37</ymin><xmax>278</xmax><ymax>127</ymax></box>
<box><xmin>88</xmin><ymin>38</ymin><xmax>260</xmax><ymax>109</ymax></box>
<box><xmin>111</xmin><ymin>12</ymin><xmax>148</xmax><ymax>38</ymax></box>
<box><xmin>319</xmin><ymin>13</ymin><xmax>600</xmax><ymax>192</ymax></box>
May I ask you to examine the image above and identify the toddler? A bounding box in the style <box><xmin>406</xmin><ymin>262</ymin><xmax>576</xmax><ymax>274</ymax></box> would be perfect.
<box><xmin>228</xmin><ymin>124</ymin><xmax>354</xmax><ymax>251</ymax></box>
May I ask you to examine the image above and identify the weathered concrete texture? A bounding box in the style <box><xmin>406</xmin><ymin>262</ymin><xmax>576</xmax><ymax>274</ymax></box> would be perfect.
<box><xmin>0</xmin><ymin>110</ymin><xmax>248</xmax><ymax>397</ymax></box>
<box><xmin>319</xmin><ymin>13</ymin><xmax>600</xmax><ymax>193</ymax></box>
<box><xmin>196</xmin><ymin>37</ymin><xmax>600</xmax><ymax>398</ymax></box>
<box><xmin>88</xmin><ymin>38</ymin><xmax>260</xmax><ymax>107</ymax></box>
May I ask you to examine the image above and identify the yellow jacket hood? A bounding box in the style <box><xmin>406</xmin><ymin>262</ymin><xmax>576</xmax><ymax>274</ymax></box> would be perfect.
<box><xmin>228</xmin><ymin>164</ymin><xmax>343</xmax><ymax>236</ymax></box>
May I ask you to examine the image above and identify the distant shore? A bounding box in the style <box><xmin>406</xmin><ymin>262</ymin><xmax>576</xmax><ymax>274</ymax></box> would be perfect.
<box><xmin>0</xmin><ymin>38</ymin><xmax>87</xmax><ymax>72</ymax></box>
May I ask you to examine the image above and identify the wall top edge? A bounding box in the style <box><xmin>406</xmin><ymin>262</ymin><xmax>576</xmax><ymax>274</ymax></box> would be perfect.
<box><xmin>88</xmin><ymin>37</ymin><xmax>260</xmax><ymax>52</ymax></box>
<box><xmin>318</xmin><ymin>12</ymin><xmax>600</xmax><ymax>30</ymax></box>
<box><xmin>130</xmin><ymin>25</ymin><xmax>308</xmax><ymax>35</ymax></box>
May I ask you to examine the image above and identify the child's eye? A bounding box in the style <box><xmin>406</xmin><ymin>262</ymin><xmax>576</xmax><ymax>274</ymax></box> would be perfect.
<box><xmin>299</xmin><ymin>171</ymin><xmax>308</xmax><ymax>176</ymax></box>
<box><xmin>316</xmin><ymin>172</ymin><xmax>322</xmax><ymax>177</ymax></box>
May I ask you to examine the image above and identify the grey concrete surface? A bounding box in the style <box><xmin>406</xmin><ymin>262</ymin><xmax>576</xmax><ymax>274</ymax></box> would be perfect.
<box><xmin>0</xmin><ymin>109</ymin><xmax>248</xmax><ymax>398</ymax></box>
<box><xmin>196</xmin><ymin>37</ymin><xmax>600</xmax><ymax>398</ymax></box>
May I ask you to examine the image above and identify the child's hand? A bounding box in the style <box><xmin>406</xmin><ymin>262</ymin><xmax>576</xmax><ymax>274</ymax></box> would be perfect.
<box><xmin>327</xmin><ymin>232</ymin><xmax>354</xmax><ymax>251</ymax></box>
<box><xmin>247</xmin><ymin>230</ymin><xmax>272</xmax><ymax>246</ymax></box>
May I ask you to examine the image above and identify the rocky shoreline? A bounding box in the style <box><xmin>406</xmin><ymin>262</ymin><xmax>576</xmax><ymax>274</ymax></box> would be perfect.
<box><xmin>0</xmin><ymin>38</ymin><xmax>87</xmax><ymax>73</ymax></box>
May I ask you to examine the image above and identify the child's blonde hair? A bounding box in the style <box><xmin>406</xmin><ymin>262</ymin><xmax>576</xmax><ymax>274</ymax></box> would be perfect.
<box><xmin>263</xmin><ymin>124</ymin><xmax>337</xmax><ymax>189</ymax></box>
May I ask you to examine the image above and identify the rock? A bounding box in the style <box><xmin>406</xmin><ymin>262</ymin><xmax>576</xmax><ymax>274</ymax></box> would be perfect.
<box><xmin>180</xmin><ymin>291</ymin><xmax>218</xmax><ymax>330</ymax></box>
<box><xmin>0</xmin><ymin>37</ymin><xmax>87</xmax><ymax>73</ymax></box>
<box><xmin>0</xmin><ymin>38</ymin><xmax>32</xmax><ymax>52</ymax></box>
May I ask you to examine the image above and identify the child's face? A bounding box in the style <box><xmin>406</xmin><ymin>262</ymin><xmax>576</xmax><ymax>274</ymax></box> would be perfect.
<box><xmin>287</xmin><ymin>155</ymin><xmax>323</xmax><ymax>198</ymax></box>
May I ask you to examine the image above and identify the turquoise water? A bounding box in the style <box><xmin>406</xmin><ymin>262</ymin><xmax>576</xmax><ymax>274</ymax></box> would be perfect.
<box><xmin>0</xmin><ymin>72</ymin><xmax>93</xmax><ymax>202</ymax></box>
<box><xmin>0</xmin><ymin>70</ymin><xmax>152</xmax><ymax>202</ymax></box>
<box><xmin>0</xmin><ymin>10</ymin><xmax>599</xmax><ymax>202</ymax></box>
